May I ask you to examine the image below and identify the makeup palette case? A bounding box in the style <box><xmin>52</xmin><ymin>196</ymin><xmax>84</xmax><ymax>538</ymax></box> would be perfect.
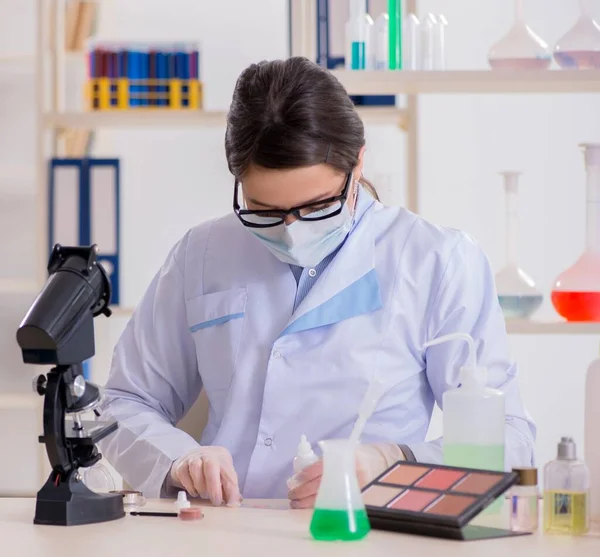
<box><xmin>362</xmin><ymin>461</ymin><xmax>530</xmax><ymax>541</ymax></box>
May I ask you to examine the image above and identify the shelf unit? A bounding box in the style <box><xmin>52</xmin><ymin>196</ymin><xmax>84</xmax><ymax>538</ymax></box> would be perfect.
<box><xmin>25</xmin><ymin>0</ymin><xmax>600</xmax><ymax>338</ymax></box>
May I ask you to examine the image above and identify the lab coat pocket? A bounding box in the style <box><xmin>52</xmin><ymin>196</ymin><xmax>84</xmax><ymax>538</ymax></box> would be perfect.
<box><xmin>185</xmin><ymin>288</ymin><xmax>247</xmax><ymax>391</ymax></box>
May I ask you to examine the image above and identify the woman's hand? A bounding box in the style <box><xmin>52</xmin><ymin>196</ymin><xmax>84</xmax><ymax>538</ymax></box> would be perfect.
<box><xmin>170</xmin><ymin>446</ymin><xmax>242</xmax><ymax>507</ymax></box>
<box><xmin>287</xmin><ymin>442</ymin><xmax>405</xmax><ymax>509</ymax></box>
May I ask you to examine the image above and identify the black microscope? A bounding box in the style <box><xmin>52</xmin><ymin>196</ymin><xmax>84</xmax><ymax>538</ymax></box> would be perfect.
<box><xmin>16</xmin><ymin>244</ymin><xmax>124</xmax><ymax>526</ymax></box>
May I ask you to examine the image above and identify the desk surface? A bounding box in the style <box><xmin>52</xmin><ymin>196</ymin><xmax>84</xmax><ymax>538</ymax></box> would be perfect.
<box><xmin>1</xmin><ymin>498</ymin><xmax>599</xmax><ymax>556</ymax></box>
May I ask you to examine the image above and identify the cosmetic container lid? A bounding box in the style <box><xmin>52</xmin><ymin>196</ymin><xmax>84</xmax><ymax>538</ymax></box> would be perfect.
<box><xmin>557</xmin><ymin>436</ymin><xmax>578</xmax><ymax>460</ymax></box>
<box><xmin>513</xmin><ymin>467</ymin><xmax>538</xmax><ymax>486</ymax></box>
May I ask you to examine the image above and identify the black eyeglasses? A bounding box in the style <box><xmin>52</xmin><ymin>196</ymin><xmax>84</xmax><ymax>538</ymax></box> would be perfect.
<box><xmin>233</xmin><ymin>173</ymin><xmax>352</xmax><ymax>228</ymax></box>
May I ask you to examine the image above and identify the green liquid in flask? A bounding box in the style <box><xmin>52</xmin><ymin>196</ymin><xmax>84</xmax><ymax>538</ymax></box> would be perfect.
<box><xmin>309</xmin><ymin>508</ymin><xmax>371</xmax><ymax>541</ymax></box>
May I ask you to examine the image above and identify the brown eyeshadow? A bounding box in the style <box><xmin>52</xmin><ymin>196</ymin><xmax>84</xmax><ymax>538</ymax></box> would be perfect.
<box><xmin>452</xmin><ymin>473</ymin><xmax>502</xmax><ymax>495</ymax></box>
<box><xmin>425</xmin><ymin>494</ymin><xmax>476</xmax><ymax>516</ymax></box>
<box><xmin>381</xmin><ymin>464</ymin><xmax>430</xmax><ymax>486</ymax></box>
<box><xmin>362</xmin><ymin>485</ymin><xmax>404</xmax><ymax>507</ymax></box>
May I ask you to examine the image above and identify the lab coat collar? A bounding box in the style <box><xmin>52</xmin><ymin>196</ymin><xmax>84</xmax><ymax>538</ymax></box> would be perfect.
<box><xmin>280</xmin><ymin>191</ymin><xmax>382</xmax><ymax>337</ymax></box>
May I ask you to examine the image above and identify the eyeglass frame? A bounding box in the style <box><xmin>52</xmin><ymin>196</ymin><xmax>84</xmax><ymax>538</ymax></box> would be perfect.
<box><xmin>233</xmin><ymin>172</ymin><xmax>353</xmax><ymax>229</ymax></box>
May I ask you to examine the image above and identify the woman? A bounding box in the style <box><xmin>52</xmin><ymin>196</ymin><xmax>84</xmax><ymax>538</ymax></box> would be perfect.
<box><xmin>99</xmin><ymin>57</ymin><xmax>535</xmax><ymax>509</ymax></box>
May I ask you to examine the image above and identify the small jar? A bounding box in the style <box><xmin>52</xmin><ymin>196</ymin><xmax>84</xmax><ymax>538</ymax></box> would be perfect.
<box><xmin>510</xmin><ymin>467</ymin><xmax>539</xmax><ymax>532</ymax></box>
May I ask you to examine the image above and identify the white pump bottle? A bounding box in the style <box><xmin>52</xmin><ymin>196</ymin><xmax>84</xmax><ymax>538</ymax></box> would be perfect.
<box><xmin>423</xmin><ymin>332</ymin><xmax>506</xmax><ymax>471</ymax></box>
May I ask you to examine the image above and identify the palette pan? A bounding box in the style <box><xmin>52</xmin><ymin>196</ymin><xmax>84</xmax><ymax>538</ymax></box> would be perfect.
<box><xmin>361</xmin><ymin>461</ymin><xmax>526</xmax><ymax>541</ymax></box>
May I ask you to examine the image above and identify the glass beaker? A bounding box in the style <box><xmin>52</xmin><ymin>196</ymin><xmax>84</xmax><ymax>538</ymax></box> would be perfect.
<box><xmin>554</xmin><ymin>0</ymin><xmax>600</xmax><ymax>70</ymax></box>
<box><xmin>551</xmin><ymin>144</ymin><xmax>600</xmax><ymax>322</ymax></box>
<box><xmin>495</xmin><ymin>172</ymin><xmax>543</xmax><ymax>319</ymax></box>
<box><xmin>488</xmin><ymin>0</ymin><xmax>552</xmax><ymax>70</ymax></box>
<box><xmin>309</xmin><ymin>439</ymin><xmax>370</xmax><ymax>541</ymax></box>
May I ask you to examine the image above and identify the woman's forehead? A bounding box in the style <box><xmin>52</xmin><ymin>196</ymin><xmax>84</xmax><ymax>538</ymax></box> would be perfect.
<box><xmin>241</xmin><ymin>164</ymin><xmax>344</xmax><ymax>209</ymax></box>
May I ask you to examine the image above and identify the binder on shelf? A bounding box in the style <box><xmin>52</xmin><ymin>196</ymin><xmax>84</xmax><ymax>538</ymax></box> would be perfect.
<box><xmin>48</xmin><ymin>157</ymin><xmax>120</xmax><ymax>306</ymax></box>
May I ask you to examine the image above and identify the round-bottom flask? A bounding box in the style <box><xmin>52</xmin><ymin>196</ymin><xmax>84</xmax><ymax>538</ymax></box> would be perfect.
<box><xmin>551</xmin><ymin>144</ymin><xmax>600</xmax><ymax>322</ymax></box>
<box><xmin>554</xmin><ymin>0</ymin><xmax>600</xmax><ymax>70</ymax></box>
<box><xmin>488</xmin><ymin>0</ymin><xmax>551</xmax><ymax>70</ymax></box>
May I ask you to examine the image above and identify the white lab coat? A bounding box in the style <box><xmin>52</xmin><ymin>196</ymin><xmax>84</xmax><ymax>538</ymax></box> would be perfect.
<box><xmin>99</xmin><ymin>191</ymin><xmax>535</xmax><ymax>499</ymax></box>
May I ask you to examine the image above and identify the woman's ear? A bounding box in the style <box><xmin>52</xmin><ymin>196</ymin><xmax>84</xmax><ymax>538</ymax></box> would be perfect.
<box><xmin>353</xmin><ymin>145</ymin><xmax>367</xmax><ymax>181</ymax></box>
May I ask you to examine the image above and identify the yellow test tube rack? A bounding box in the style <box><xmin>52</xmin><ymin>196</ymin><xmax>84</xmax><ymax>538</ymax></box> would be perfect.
<box><xmin>86</xmin><ymin>78</ymin><xmax>203</xmax><ymax>110</ymax></box>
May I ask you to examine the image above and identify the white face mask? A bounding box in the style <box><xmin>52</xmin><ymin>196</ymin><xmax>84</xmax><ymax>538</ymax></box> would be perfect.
<box><xmin>249</xmin><ymin>198</ymin><xmax>355</xmax><ymax>268</ymax></box>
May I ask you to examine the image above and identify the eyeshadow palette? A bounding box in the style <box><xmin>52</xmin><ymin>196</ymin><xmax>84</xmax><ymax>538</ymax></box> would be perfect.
<box><xmin>362</xmin><ymin>461</ymin><xmax>530</xmax><ymax>541</ymax></box>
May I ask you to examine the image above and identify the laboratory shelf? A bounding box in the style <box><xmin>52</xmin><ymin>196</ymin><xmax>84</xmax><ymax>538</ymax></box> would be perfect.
<box><xmin>331</xmin><ymin>70</ymin><xmax>600</xmax><ymax>95</ymax></box>
<box><xmin>43</xmin><ymin>107</ymin><xmax>407</xmax><ymax>130</ymax></box>
<box><xmin>505</xmin><ymin>319</ymin><xmax>600</xmax><ymax>335</ymax></box>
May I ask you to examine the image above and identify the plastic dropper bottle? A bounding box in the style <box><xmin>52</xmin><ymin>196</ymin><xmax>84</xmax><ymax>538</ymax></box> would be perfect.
<box><xmin>423</xmin><ymin>333</ymin><xmax>505</xmax><ymax>471</ymax></box>
<box><xmin>294</xmin><ymin>435</ymin><xmax>319</xmax><ymax>474</ymax></box>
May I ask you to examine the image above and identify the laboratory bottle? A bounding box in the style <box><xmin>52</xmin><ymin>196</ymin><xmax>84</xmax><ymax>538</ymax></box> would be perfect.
<box><xmin>584</xmin><ymin>345</ymin><xmax>600</xmax><ymax>524</ymax></box>
<box><xmin>309</xmin><ymin>439</ymin><xmax>370</xmax><ymax>541</ymax></box>
<box><xmin>488</xmin><ymin>0</ymin><xmax>551</xmax><ymax>70</ymax></box>
<box><xmin>403</xmin><ymin>13</ymin><xmax>421</xmax><ymax>70</ymax></box>
<box><xmin>293</xmin><ymin>434</ymin><xmax>319</xmax><ymax>474</ymax></box>
<box><xmin>372</xmin><ymin>13</ymin><xmax>389</xmax><ymax>71</ymax></box>
<box><xmin>510</xmin><ymin>467</ymin><xmax>539</xmax><ymax>532</ymax></box>
<box><xmin>544</xmin><ymin>437</ymin><xmax>590</xmax><ymax>535</ymax></box>
<box><xmin>495</xmin><ymin>171</ymin><xmax>543</xmax><ymax>319</ymax></box>
<box><xmin>387</xmin><ymin>0</ymin><xmax>402</xmax><ymax>70</ymax></box>
<box><xmin>554</xmin><ymin>0</ymin><xmax>600</xmax><ymax>70</ymax></box>
<box><xmin>346</xmin><ymin>0</ymin><xmax>373</xmax><ymax>70</ymax></box>
<box><xmin>551</xmin><ymin>143</ymin><xmax>600</xmax><ymax>322</ymax></box>
<box><xmin>423</xmin><ymin>333</ymin><xmax>505</xmax><ymax>471</ymax></box>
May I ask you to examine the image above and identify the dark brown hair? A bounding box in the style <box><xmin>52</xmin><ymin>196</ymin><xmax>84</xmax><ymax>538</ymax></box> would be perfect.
<box><xmin>225</xmin><ymin>57</ymin><xmax>379</xmax><ymax>200</ymax></box>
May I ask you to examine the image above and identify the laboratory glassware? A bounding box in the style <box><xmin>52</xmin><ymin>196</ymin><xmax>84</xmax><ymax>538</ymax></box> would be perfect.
<box><xmin>372</xmin><ymin>13</ymin><xmax>389</xmax><ymax>70</ymax></box>
<box><xmin>420</xmin><ymin>13</ymin><xmax>437</xmax><ymax>70</ymax></box>
<box><xmin>82</xmin><ymin>462</ymin><xmax>116</xmax><ymax>492</ymax></box>
<box><xmin>554</xmin><ymin>0</ymin><xmax>600</xmax><ymax>70</ymax></box>
<box><xmin>544</xmin><ymin>437</ymin><xmax>590</xmax><ymax>535</ymax></box>
<box><xmin>551</xmin><ymin>144</ymin><xmax>600</xmax><ymax>322</ymax></box>
<box><xmin>388</xmin><ymin>0</ymin><xmax>402</xmax><ymax>69</ymax></box>
<box><xmin>346</xmin><ymin>0</ymin><xmax>373</xmax><ymax>70</ymax></box>
<box><xmin>488</xmin><ymin>0</ymin><xmax>551</xmax><ymax>70</ymax></box>
<box><xmin>495</xmin><ymin>172</ymin><xmax>543</xmax><ymax>319</ymax></box>
<box><xmin>309</xmin><ymin>439</ymin><xmax>371</xmax><ymax>541</ymax></box>
<box><xmin>403</xmin><ymin>13</ymin><xmax>421</xmax><ymax>70</ymax></box>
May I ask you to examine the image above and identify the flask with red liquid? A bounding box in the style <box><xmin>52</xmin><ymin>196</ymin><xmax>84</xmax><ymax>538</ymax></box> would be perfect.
<box><xmin>551</xmin><ymin>143</ymin><xmax>600</xmax><ymax>322</ymax></box>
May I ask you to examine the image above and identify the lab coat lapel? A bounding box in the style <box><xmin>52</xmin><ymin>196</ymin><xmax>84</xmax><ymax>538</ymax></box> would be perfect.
<box><xmin>280</xmin><ymin>207</ymin><xmax>382</xmax><ymax>337</ymax></box>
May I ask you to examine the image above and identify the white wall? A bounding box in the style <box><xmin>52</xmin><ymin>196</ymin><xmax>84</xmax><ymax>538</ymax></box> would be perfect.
<box><xmin>1</xmin><ymin>0</ymin><xmax>599</xmax><ymax>493</ymax></box>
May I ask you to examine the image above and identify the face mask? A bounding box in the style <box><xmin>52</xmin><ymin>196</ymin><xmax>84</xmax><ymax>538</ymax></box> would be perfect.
<box><xmin>249</xmin><ymin>200</ymin><xmax>355</xmax><ymax>268</ymax></box>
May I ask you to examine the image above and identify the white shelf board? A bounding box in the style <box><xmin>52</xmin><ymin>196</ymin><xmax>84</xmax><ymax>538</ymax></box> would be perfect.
<box><xmin>331</xmin><ymin>70</ymin><xmax>600</xmax><ymax>95</ymax></box>
<box><xmin>44</xmin><ymin>107</ymin><xmax>407</xmax><ymax>130</ymax></box>
<box><xmin>0</xmin><ymin>278</ymin><xmax>38</xmax><ymax>295</ymax></box>
<box><xmin>505</xmin><ymin>319</ymin><xmax>600</xmax><ymax>335</ymax></box>
<box><xmin>44</xmin><ymin>110</ymin><xmax>229</xmax><ymax>129</ymax></box>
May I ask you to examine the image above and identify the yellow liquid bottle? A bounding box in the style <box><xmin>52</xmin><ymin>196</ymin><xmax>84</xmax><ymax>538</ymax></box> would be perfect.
<box><xmin>543</xmin><ymin>437</ymin><xmax>590</xmax><ymax>535</ymax></box>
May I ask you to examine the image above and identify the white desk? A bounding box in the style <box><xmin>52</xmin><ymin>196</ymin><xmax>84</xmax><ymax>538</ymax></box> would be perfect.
<box><xmin>1</xmin><ymin>498</ymin><xmax>599</xmax><ymax>556</ymax></box>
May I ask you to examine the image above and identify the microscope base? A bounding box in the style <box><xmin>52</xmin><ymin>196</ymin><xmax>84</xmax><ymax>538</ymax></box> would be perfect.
<box><xmin>34</xmin><ymin>472</ymin><xmax>125</xmax><ymax>526</ymax></box>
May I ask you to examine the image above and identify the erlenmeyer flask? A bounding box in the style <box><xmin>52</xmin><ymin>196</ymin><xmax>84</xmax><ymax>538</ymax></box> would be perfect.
<box><xmin>309</xmin><ymin>439</ymin><xmax>370</xmax><ymax>541</ymax></box>
<box><xmin>551</xmin><ymin>144</ymin><xmax>600</xmax><ymax>322</ymax></box>
<box><xmin>554</xmin><ymin>0</ymin><xmax>600</xmax><ymax>70</ymax></box>
<box><xmin>488</xmin><ymin>0</ymin><xmax>552</xmax><ymax>70</ymax></box>
<box><xmin>495</xmin><ymin>172</ymin><xmax>543</xmax><ymax>319</ymax></box>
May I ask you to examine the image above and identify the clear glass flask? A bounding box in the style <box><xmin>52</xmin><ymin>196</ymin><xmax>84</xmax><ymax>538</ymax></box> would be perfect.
<box><xmin>495</xmin><ymin>172</ymin><xmax>543</xmax><ymax>319</ymax></box>
<box><xmin>309</xmin><ymin>439</ymin><xmax>371</xmax><ymax>541</ymax></box>
<box><xmin>551</xmin><ymin>144</ymin><xmax>600</xmax><ymax>322</ymax></box>
<box><xmin>554</xmin><ymin>0</ymin><xmax>600</xmax><ymax>70</ymax></box>
<box><xmin>488</xmin><ymin>0</ymin><xmax>552</xmax><ymax>70</ymax></box>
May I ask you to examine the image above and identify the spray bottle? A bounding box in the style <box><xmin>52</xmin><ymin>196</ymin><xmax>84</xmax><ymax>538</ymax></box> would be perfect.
<box><xmin>423</xmin><ymin>332</ymin><xmax>505</xmax><ymax>471</ymax></box>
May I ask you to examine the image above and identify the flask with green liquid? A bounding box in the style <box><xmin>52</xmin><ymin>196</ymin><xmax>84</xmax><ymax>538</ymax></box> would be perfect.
<box><xmin>309</xmin><ymin>439</ymin><xmax>370</xmax><ymax>541</ymax></box>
